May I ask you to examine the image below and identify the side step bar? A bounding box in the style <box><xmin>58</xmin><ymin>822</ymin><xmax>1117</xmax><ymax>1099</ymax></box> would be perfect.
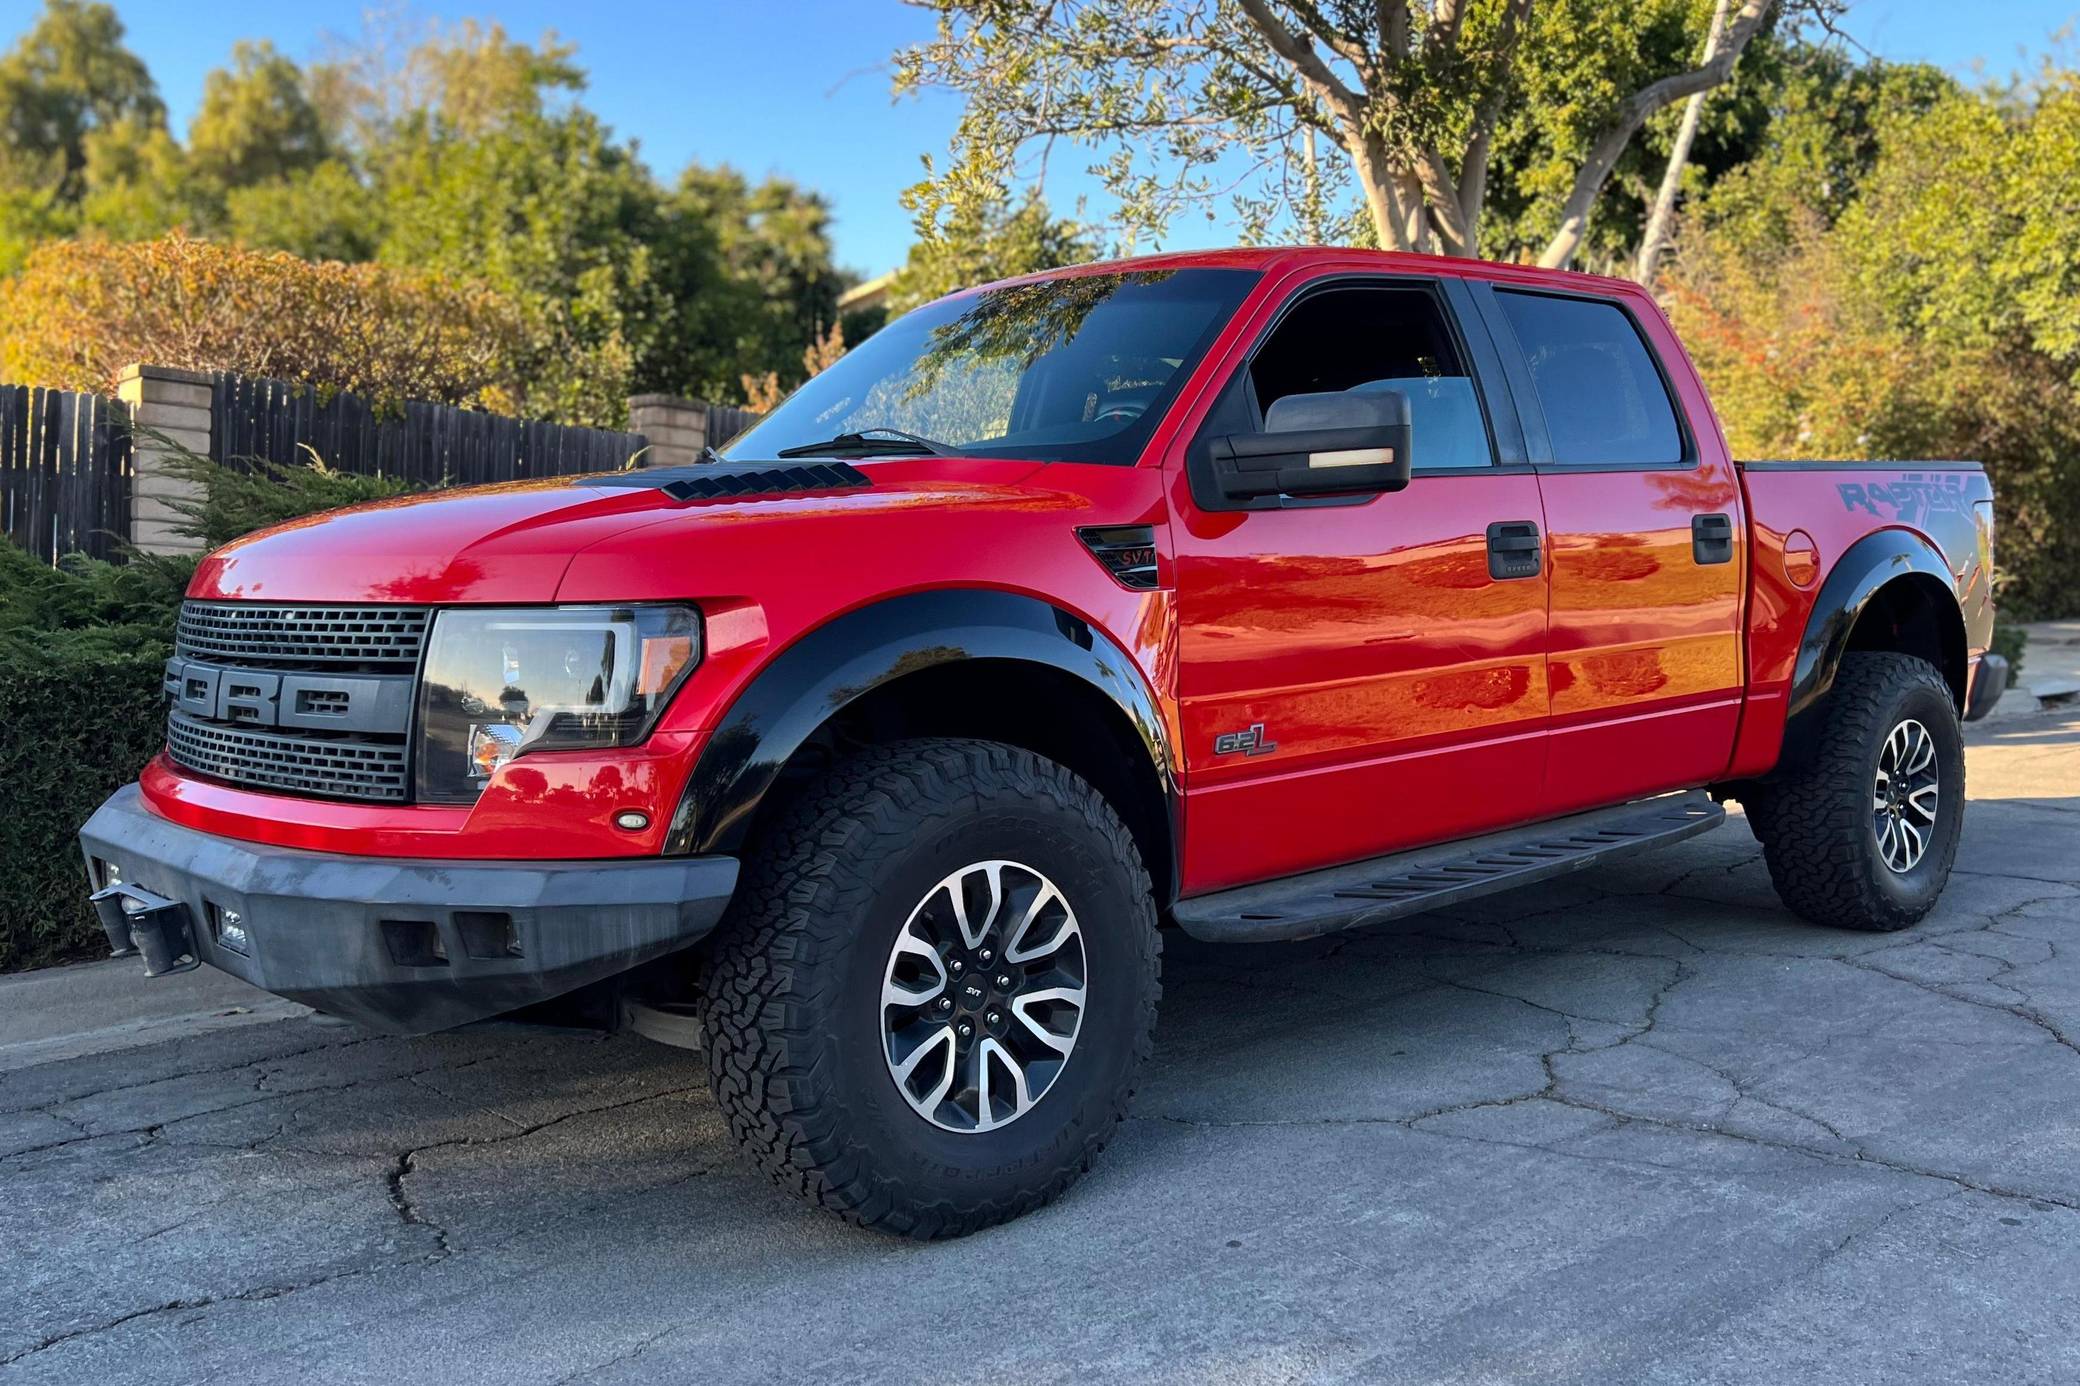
<box><xmin>1172</xmin><ymin>790</ymin><xmax>1724</xmax><ymax>944</ymax></box>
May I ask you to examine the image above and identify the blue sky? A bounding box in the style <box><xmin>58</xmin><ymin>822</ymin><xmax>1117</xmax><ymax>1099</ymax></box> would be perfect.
<box><xmin>5</xmin><ymin>1</ymin><xmax>2077</xmax><ymax>274</ymax></box>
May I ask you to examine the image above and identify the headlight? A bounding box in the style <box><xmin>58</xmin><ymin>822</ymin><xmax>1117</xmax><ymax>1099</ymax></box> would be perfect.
<box><xmin>415</xmin><ymin>605</ymin><xmax>700</xmax><ymax>802</ymax></box>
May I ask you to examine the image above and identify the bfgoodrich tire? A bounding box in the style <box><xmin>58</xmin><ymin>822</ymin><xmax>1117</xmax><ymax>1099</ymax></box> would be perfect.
<box><xmin>1747</xmin><ymin>652</ymin><xmax>1965</xmax><ymax>931</ymax></box>
<box><xmin>697</xmin><ymin>738</ymin><xmax>1161</xmax><ymax>1238</ymax></box>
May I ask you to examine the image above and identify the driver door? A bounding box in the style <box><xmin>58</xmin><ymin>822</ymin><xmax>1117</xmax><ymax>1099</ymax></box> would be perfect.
<box><xmin>1166</xmin><ymin>274</ymin><xmax>1552</xmax><ymax>894</ymax></box>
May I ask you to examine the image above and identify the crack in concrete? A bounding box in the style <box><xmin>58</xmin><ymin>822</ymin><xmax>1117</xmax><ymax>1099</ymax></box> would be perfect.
<box><xmin>1143</xmin><ymin>892</ymin><xmax>2080</xmax><ymax>1221</ymax></box>
<box><xmin>2</xmin><ymin>1050</ymin><xmax>515</xmax><ymax>1164</ymax></box>
<box><xmin>545</xmin><ymin>1323</ymin><xmax>683</xmax><ymax>1386</ymax></box>
<box><xmin>0</xmin><ymin>1243</ymin><xmax>437</xmax><ymax>1368</ymax></box>
<box><xmin>1142</xmin><ymin>1091</ymin><xmax>2080</xmax><ymax>1215</ymax></box>
<box><xmin>1836</xmin><ymin>891</ymin><xmax>2080</xmax><ymax>1062</ymax></box>
<box><xmin>385</xmin><ymin>1149</ymin><xmax>453</xmax><ymax>1262</ymax></box>
<box><xmin>2</xmin><ymin>1083</ymin><xmax>715</xmax><ymax>1366</ymax></box>
<box><xmin>0</xmin><ymin>1030</ymin><xmax>383</xmax><ymax>1119</ymax></box>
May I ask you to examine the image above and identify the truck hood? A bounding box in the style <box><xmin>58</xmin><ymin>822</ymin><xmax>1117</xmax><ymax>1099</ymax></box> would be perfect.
<box><xmin>188</xmin><ymin>459</ymin><xmax>1051</xmax><ymax>603</ymax></box>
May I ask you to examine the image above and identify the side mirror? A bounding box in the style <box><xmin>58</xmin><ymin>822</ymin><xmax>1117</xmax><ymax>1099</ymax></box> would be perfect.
<box><xmin>1208</xmin><ymin>390</ymin><xmax>1412</xmax><ymax>502</ymax></box>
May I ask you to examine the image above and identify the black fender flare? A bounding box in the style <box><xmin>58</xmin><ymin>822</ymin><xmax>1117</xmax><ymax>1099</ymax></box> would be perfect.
<box><xmin>1779</xmin><ymin>529</ymin><xmax>1966</xmax><ymax>767</ymax></box>
<box><xmin>665</xmin><ymin>589</ymin><xmax>1179</xmax><ymax>887</ymax></box>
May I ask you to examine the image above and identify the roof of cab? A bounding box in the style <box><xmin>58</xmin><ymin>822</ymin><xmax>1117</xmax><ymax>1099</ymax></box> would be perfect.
<box><xmin>962</xmin><ymin>244</ymin><xmax>1643</xmax><ymax>299</ymax></box>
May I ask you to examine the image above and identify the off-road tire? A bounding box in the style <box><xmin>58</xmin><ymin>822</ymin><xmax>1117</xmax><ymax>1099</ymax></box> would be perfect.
<box><xmin>697</xmin><ymin>738</ymin><xmax>1161</xmax><ymax>1238</ymax></box>
<box><xmin>1747</xmin><ymin>652</ymin><xmax>1965</xmax><ymax>931</ymax></box>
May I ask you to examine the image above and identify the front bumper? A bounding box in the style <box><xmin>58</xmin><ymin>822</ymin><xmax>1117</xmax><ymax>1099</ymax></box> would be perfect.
<box><xmin>79</xmin><ymin>784</ymin><xmax>738</xmax><ymax>1034</ymax></box>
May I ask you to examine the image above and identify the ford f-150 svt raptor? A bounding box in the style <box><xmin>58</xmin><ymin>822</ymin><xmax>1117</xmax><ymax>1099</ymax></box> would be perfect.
<box><xmin>81</xmin><ymin>247</ymin><xmax>2004</xmax><ymax>1237</ymax></box>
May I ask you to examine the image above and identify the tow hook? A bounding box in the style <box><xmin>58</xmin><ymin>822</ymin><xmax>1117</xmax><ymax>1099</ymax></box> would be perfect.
<box><xmin>90</xmin><ymin>882</ymin><xmax>200</xmax><ymax>977</ymax></box>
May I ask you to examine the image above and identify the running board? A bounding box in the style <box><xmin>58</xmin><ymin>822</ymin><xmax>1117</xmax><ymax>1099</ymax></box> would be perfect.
<box><xmin>1173</xmin><ymin>791</ymin><xmax>1724</xmax><ymax>944</ymax></box>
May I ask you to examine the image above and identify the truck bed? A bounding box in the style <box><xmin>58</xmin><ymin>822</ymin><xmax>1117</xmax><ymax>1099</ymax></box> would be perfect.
<box><xmin>1726</xmin><ymin>459</ymin><xmax>1996</xmax><ymax>779</ymax></box>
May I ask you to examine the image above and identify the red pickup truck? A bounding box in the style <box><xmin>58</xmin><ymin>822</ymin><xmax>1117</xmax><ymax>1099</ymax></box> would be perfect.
<box><xmin>81</xmin><ymin>248</ymin><xmax>2002</xmax><ymax>1237</ymax></box>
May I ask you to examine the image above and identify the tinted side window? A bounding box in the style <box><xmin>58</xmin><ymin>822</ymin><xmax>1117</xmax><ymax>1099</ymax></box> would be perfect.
<box><xmin>1247</xmin><ymin>286</ymin><xmax>1494</xmax><ymax>472</ymax></box>
<box><xmin>1494</xmin><ymin>291</ymin><xmax>1683</xmax><ymax>467</ymax></box>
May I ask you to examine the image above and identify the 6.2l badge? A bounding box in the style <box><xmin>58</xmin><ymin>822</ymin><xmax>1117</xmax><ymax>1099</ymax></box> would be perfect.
<box><xmin>1213</xmin><ymin>723</ymin><xmax>1278</xmax><ymax>757</ymax></box>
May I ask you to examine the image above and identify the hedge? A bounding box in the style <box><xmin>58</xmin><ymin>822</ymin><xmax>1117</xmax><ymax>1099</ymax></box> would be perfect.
<box><xmin>0</xmin><ymin>232</ymin><xmax>530</xmax><ymax>416</ymax></box>
<box><xmin>0</xmin><ymin>638</ymin><xmax>170</xmax><ymax>969</ymax></box>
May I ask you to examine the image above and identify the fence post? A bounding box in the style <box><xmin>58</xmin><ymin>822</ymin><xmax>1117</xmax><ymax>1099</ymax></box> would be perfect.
<box><xmin>117</xmin><ymin>364</ymin><xmax>212</xmax><ymax>556</ymax></box>
<box><xmin>625</xmin><ymin>394</ymin><xmax>708</xmax><ymax>467</ymax></box>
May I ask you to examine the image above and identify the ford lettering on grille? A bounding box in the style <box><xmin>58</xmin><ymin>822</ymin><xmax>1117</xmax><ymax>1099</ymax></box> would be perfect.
<box><xmin>163</xmin><ymin>602</ymin><xmax>425</xmax><ymax>802</ymax></box>
<box><xmin>164</xmin><ymin>657</ymin><xmax>413</xmax><ymax>734</ymax></box>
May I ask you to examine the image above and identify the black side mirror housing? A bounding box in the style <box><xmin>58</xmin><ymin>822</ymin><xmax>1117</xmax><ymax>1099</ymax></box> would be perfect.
<box><xmin>1208</xmin><ymin>390</ymin><xmax>1413</xmax><ymax>501</ymax></box>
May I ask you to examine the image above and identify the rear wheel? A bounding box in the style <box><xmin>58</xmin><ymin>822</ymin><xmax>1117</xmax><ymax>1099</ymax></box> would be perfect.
<box><xmin>697</xmin><ymin>738</ymin><xmax>1160</xmax><ymax>1238</ymax></box>
<box><xmin>1747</xmin><ymin>652</ymin><xmax>1965</xmax><ymax>931</ymax></box>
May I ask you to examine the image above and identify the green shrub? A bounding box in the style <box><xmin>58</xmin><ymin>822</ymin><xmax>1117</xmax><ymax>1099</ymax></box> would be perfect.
<box><xmin>159</xmin><ymin>443</ymin><xmax>419</xmax><ymax>550</ymax></box>
<box><xmin>0</xmin><ymin>232</ymin><xmax>531</xmax><ymax>417</ymax></box>
<box><xmin>0</xmin><ymin>633</ymin><xmax>171</xmax><ymax>969</ymax></box>
<box><xmin>0</xmin><ymin>449</ymin><xmax>436</xmax><ymax>972</ymax></box>
<box><xmin>1991</xmin><ymin>620</ymin><xmax>2028</xmax><ymax>682</ymax></box>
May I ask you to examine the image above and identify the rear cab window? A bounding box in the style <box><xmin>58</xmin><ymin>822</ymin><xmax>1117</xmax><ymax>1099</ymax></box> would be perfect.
<box><xmin>1492</xmin><ymin>290</ymin><xmax>1684</xmax><ymax>468</ymax></box>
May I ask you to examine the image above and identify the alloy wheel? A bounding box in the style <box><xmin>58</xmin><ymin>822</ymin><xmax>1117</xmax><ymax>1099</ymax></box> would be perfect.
<box><xmin>880</xmin><ymin>860</ymin><xmax>1087</xmax><ymax>1132</ymax></box>
<box><xmin>1873</xmin><ymin>717</ymin><xmax>1940</xmax><ymax>873</ymax></box>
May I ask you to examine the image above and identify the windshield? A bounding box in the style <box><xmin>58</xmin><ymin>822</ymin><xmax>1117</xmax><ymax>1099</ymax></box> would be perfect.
<box><xmin>721</xmin><ymin>268</ymin><xmax>1258</xmax><ymax>466</ymax></box>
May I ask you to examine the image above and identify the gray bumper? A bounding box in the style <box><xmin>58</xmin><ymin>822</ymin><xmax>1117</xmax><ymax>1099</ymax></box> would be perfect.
<box><xmin>78</xmin><ymin>784</ymin><xmax>738</xmax><ymax>1034</ymax></box>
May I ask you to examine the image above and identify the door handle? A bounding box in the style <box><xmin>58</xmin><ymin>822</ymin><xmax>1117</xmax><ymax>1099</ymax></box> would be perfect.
<box><xmin>1486</xmin><ymin>520</ymin><xmax>1542</xmax><ymax>581</ymax></box>
<box><xmin>1692</xmin><ymin>513</ymin><xmax>1734</xmax><ymax>565</ymax></box>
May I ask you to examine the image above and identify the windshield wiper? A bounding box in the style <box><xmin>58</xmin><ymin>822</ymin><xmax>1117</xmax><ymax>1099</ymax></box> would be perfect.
<box><xmin>775</xmin><ymin>427</ymin><xmax>961</xmax><ymax>459</ymax></box>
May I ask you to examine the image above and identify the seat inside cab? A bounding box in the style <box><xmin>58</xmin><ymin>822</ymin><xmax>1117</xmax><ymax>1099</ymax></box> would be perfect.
<box><xmin>1248</xmin><ymin>287</ymin><xmax>1494</xmax><ymax>471</ymax></box>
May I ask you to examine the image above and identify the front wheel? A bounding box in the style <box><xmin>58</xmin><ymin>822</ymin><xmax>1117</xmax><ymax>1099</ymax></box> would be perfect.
<box><xmin>1747</xmin><ymin>652</ymin><xmax>1966</xmax><ymax>931</ymax></box>
<box><xmin>698</xmin><ymin>739</ymin><xmax>1160</xmax><ymax>1238</ymax></box>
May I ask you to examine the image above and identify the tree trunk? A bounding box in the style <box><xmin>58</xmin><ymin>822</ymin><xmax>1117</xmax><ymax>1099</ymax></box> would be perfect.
<box><xmin>1634</xmin><ymin>0</ymin><xmax>1729</xmax><ymax>285</ymax></box>
<box><xmin>1348</xmin><ymin>130</ymin><xmax>1413</xmax><ymax>251</ymax></box>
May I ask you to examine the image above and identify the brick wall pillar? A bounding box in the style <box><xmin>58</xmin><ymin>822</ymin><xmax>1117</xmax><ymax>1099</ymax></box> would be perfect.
<box><xmin>626</xmin><ymin>394</ymin><xmax>708</xmax><ymax>468</ymax></box>
<box><xmin>117</xmin><ymin>364</ymin><xmax>213</xmax><ymax>555</ymax></box>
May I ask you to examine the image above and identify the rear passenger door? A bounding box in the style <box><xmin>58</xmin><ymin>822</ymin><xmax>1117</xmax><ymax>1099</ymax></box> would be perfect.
<box><xmin>1469</xmin><ymin>282</ymin><xmax>1746</xmax><ymax>816</ymax></box>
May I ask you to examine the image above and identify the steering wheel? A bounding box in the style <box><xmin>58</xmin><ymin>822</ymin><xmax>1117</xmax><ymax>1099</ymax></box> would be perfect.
<box><xmin>1092</xmin><ymin>398</ymin><xmax>1148</xmax><ymax>425</ymax></box>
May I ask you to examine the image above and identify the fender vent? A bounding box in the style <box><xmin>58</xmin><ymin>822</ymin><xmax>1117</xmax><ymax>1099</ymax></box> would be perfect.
<box><xmin>580</xmin><ymin>462</ymin><xmax>871</xmax><ymax>501</ymax></box>
<box><xmin>1078</xmin><ymin>525</ymin><xmax>1160</xmax><ymax>589</ymax></box>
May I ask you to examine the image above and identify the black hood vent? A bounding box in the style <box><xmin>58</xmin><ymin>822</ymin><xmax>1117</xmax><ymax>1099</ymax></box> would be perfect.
<box><xmin>579</xmin><ymin>461</ymin><xmax>872</xmax><ymax>502</ymax></box>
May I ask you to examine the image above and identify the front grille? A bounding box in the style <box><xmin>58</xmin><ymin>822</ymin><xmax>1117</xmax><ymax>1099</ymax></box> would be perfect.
<box><xmin>167</xmin><ymin>712</ymin><xmax>410</xmax><ymax>802</ymax></box>
<box><xmin>296</xmin><ymin>688</ymin><xmax>351</xmax><ymax>716</ymax></box>
<box><xmin>176</xmin><ymin>602</ymin><xmax>429</xmax><ymax>671</ymax></box>
<box><xmin>167</xmin><ymin>601</ymin><xmax>427</xmax><ymax>801</ymax></box>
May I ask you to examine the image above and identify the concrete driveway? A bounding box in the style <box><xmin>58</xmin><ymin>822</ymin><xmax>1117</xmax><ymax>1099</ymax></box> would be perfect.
<box><xmin>5</xmin><ymin>711</ymin><xmax>2077</xmax><ymax>1385</ymax></box>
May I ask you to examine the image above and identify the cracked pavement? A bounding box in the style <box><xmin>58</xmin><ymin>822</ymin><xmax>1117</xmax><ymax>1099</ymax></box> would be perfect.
<box><xmin>4</xmin><ymin>711</ymin><xmax>2078</xmax><ymax>1385</ymax></box>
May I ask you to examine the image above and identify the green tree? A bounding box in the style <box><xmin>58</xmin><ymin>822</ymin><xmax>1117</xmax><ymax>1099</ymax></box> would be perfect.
<box><xmin>0</xmin><ymin>181</ymin><xmax>67</xmax><ymax>272</ymax></box>
<box><xmin>186</xmin><ymin>40</ymin><xmax>329</xmax><ymax>193</ymax></box>
<box><xmin>224</xmin><ymin>158</ymin><xmax>382</xmax><ymax>262</ymax></box>
<box><xmin>895</xmin><ymin>0</ymin><xmax>1826</xmax><ymax>265</ymax></box>
<box><xmin>0</xmin><ymin>0</ymin><xmax>159</xmax><ymax>199</ymax></box>
<box><xmin>73</xmin><ymin>111</ymin><xmax>195</xmax><ymax>240</ymax></box>
<box><xmin>649</xmin><ymin>166</ymin><xmax>846</xmax><ymax>402</ymax></box>
<box><xmin>889</xmin><ymin>192</ymin><xmax>1100</xmax><ymax>312</ymax></box>
<box><xmin>1477</xmin><ymin>0</ymin><xmax>1797</xmax><ymax>271</ymax></box>
<box><xmin>360</xmin><ymin>24</ymin><xmax>657</xmax><ymax>423</ymax></box>
<box><xmin>377</xmin><ymin>105</ymin><xmax>655</xmax><ymax>424</ymax></box>
<box><xmin>1680</xmin><ymin>53</ymin><xmax>1957</xmax><ymax>261</ymax></box>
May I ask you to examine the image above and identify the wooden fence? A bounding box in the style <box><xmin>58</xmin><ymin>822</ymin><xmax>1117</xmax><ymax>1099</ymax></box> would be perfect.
<box><xmin>2</xmin><ymin>369</ymin><xmax>768</xmax><ymax>565</ymax></box>
<box><xmin>211</xmin><ymin>374</ymin><xmax>649</xmax><ymax>484</ymax></box>
<box><xmin>0</xmin><ymin>385</ymin><xmax>133</xmax><ymax>563</ymax></box>
<box><xmin>705</xmin><ymin>403</ymin><xmax>760</xmax><ymax>451</ymax></box>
